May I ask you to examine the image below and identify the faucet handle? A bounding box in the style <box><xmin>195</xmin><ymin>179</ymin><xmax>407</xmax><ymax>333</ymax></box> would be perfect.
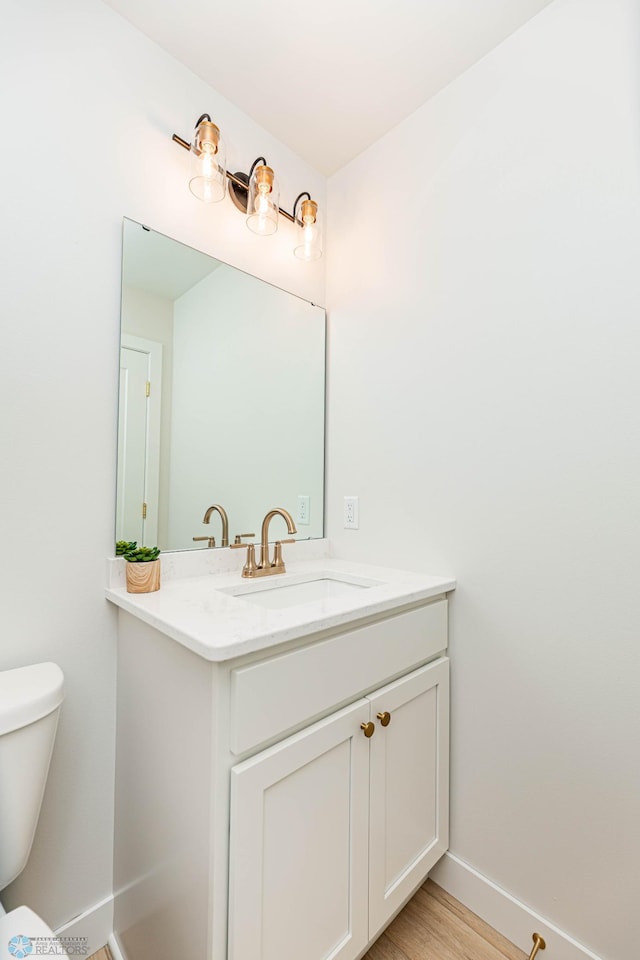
<box><xmin>193</xmin><ymin>536</ymin><xmax>216</xmax><ymax>548</ymax></box>
<box><xmin>230</xmin><ymin>541</ymin><xmax>258</xmax><ymax>577</ymax></box>
<box><xmin>272</xmin><ymin>538</ymin><xmax>296</xmax><ymax>571</ymax></box>
<box><xmin>233</xmin><ymin>533</ymin><xmax>255</xmax><ymax>545</ymax></box>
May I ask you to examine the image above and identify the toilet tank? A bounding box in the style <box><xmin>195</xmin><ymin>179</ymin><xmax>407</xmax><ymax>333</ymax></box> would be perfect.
<box><xmin>0</xmin><ymin>663</ymin><xmax>64</xmax><ymax>892</ymax></box>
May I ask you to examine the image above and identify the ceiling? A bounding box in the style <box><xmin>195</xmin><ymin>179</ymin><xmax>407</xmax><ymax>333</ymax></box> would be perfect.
<box><xmin>103</xmin><ymin>0</ymin><xmax>552</xmax><ymax>175</ymax></box>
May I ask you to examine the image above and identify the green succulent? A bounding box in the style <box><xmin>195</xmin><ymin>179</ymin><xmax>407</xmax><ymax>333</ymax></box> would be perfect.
<box><xmin>116</xmin><ymin>540</ymin><xmax>137</xmax><ymax>556</ymax></box>
<box><xmin>123</xmin><ymin>545</ymin><xmax>161</xmax><ymax>563</ymax></box>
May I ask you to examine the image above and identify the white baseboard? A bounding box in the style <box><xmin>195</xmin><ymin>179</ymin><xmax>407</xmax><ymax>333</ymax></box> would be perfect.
<box><xmin>107</xmin><ymin>932</ymin><xmax>126</xmax><ymax>960</ymax></box>
<box><xmin>51</xmin><ymin>854</ymin><xmax>604</xmax><ymax>960</ymax></box>
<box><xmin>430</xmin><ymin>853</ymin><xmax>604</xmax><ymax>960</ymax></box>
<box><xmin>54</xmin><ymin>894</ymin><xmax>113</xmax><ymax>958</ymax></box>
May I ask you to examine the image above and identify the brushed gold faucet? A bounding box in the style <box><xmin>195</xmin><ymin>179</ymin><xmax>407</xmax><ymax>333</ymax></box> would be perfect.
<box><xmin>202</xmin><ymin>504</ymin><xmax>229</xmax><ymax>548</ymax></box>
<box><xmin>231</xmin><ymin>507</ymin><xmax>297</xmax><ymax>578</ymax></box>
<box><xmin>259</xmin><ymin>507</ymin><xmax>297</xmax><ymax>571</ymax></box>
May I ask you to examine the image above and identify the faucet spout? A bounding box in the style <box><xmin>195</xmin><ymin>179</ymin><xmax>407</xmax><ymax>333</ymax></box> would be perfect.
<box><xmin>259</xmin><ymin>507</ymin><xmax>297</xmax><ymax>570</ymax></box>
<box><xmin>202</xmin><ymin>504</ymin><xmax>229</xmax><ymax>548</ymax></box>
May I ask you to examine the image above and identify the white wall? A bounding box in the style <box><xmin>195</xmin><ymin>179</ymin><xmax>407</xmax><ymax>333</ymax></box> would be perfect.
<box><xmin>169</xmin><ymin>265</ymin><xmax>325</xmax><ymax>549</ymax></box>
<box><xmin>0</xmin><ymin>0</ymin><xmax>324</xmax><ymax>929</ymax></box>
<box><xmin>326</xmin><ymin>1</ymin><xmax>640</xmax><ymax>957</ymax></box>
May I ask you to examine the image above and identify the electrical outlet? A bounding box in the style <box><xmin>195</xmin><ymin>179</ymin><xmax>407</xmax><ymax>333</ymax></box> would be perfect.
<box><xmin>297</xmin><ymin>495</ymin><xmax>310</xmax><ymax>525</ymax></box>
<box><xmin>343</xmin><ymin>496</ymin><xmax>359</xmax><ymax>530</ymax></box>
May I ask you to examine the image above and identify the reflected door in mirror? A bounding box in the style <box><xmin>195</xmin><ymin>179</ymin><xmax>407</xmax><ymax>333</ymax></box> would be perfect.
<box><xmin>116</xmin><ymin>334</ymin><xmax>163</xmax><ymax>546</ymax></box>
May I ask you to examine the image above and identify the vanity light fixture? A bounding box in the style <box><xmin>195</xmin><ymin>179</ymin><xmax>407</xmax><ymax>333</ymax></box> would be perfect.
<box><xmin>172</xmin><ymin>115</ymin><xmax>322</xmax><ymax>259</ymax></box>
<box><xmin>292</xmin><ymin>192</ymin><xmax>322</xmax><ymax>261</ymax></box>
<box><xmin>246</xmin><ymin>158</ymin><xmax>279</xmax><ymax>236</ymax></box>
<box><xmin>185</xmin><ymin>114</ymin><xmax>227</xmax><ymax>203</ymax></box>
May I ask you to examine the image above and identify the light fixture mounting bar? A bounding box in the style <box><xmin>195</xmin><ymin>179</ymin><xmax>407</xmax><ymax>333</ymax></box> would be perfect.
<box><xmin>172</xmin><ymin>132</ymin><xmax>298</xmax><ymax>224</ymax></box>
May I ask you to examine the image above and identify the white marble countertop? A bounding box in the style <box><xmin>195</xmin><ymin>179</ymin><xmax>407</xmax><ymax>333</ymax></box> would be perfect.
<box><xmin>106</xmin><ymin>551</ymin><xmax>456</xmax><ymax>662</ymax></box>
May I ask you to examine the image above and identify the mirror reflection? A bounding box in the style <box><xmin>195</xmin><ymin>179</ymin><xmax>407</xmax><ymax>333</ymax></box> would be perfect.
<box><xmin>117</xmin><ymin>219</ymin><xmax>326</xmax><ymax>552</ymax></box>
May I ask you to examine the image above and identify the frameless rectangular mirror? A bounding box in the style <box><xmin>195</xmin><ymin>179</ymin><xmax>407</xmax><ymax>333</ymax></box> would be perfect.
<box><xmin>116</xmin><ymin>218</ymin><xmax>326</xmax><ymax>552</ymax></box>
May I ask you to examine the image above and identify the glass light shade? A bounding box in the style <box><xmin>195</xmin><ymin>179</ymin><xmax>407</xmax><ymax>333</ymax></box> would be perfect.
<box><xmin>189</xmin><ymin>120</ymin><xmax>226</xmax><ymax>203</ymax></box>
<box><xmin>246</xmin><ymin>164</ymin><xmax>279</xmax><ymax>236</ymax></box>
<box><xmin>294</xmin><ymin>198</ymin><xmax>322</xmax><ymax>261</ymax></box>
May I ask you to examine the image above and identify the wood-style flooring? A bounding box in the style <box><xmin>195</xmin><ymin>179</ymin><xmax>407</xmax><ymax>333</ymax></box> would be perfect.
<box><xmin>363</xmin><ymin>880</ymin><xmax>527</xmax><ymax>960</ymax></box>
<box><xmin>88</xmin><ymin>879</ymin><xmax>527</xmax><ymax>960</ymax></box>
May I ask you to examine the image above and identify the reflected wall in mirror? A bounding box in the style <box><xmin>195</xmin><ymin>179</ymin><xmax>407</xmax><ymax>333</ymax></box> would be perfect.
<box><xmin>117</xmin><ymin>218</ymin><xmax>326</xmax><ymax>552</ymax></box>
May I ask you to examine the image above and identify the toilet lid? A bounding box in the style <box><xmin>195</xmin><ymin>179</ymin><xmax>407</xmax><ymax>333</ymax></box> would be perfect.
<box><xmin>0</xmin><ymin>663</ymin><xmax>64</xmax><ymax>736</ymax></box>
<box><xmin>0</xmin><ymin>907</ymin><xmax>69</xmax><ymax>959</ymax></box>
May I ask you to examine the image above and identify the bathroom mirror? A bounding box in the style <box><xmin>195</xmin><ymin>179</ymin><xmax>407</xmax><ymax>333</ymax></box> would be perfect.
<box><xmin>116</xmin><ymin>218</ymin><xmax>326</xmax><ymax>552</ymax></box>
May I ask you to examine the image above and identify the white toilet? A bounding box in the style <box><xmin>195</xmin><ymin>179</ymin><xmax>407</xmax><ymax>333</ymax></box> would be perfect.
<box><xmin>0</xmin><ymin>663</ymin><xmax>68</xmax><ymax>959</ymax></box>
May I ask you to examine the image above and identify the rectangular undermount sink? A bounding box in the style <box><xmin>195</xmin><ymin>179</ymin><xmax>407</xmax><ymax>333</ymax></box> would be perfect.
<box><xmin>219</xmin><ymin>573</ymin><xmax>382</xmax><ymax>610</ymax></box>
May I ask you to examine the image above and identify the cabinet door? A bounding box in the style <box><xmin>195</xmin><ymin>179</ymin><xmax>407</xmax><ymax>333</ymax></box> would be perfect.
<box><xmin>368</xmin><ymin>657</ymin><xmax>450</xmax><ymax>937</ymax></box>
<box><xmin>229</xmin><ymin>699</ymin><xmax>371</xmax><ymax>960</ymax></box>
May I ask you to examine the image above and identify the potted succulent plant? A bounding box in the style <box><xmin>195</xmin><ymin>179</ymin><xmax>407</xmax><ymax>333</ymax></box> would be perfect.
<box><xmin>116</xmin><ymin>540</ymin><xmax>137</xmax><ymax>556</ymax></box>
<box><xmin>122</xmin><ymin>544</ymin><xmax>161</xmax><ymax>594</ymax></box>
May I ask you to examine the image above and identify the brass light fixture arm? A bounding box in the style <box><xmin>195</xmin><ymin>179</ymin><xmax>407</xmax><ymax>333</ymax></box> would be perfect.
<box><xmin>172</xmin><ymin>129</ymin><xmax>312</xmax><ymax>225</ymax></box>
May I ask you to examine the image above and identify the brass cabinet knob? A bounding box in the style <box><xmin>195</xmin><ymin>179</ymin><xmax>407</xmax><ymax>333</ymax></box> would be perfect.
<box><xmin>529</xmin><ymin>934</ymin><xmax>546</xmax><ymax>960</ymax></box>
<box><xmin>361</xmin><ymin>721</ymin><xmax>375</xmax><ymax>738</ymax></box>
<box><xmin>377</xmin><ymin>711</ymin><xmax>391</xmax><ymax>727</ymax></box>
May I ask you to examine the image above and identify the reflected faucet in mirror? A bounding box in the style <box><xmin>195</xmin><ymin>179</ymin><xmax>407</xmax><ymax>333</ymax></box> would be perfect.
<box><xmin>201</xmin><ymin>504</ymin><xmax>229</xmax><ymax>548</ymax></box>
<box><xmin>231</xmin><ymin>507</ymin><xmax>297</xmax><ymax>578</ymax></box>
<box><xmin>192</xmin><ymin>535</ymin><xmax>216</xmax><ymax>548</ymax></box>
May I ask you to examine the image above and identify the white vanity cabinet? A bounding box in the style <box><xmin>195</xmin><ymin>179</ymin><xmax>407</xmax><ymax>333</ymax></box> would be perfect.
<box><xmin>367</xmin><ymin>657</ymin><xmax>449</xmax><ymax>936</ymax></box>
<box><xmin>110</xmin><ymin>563</ymin><xmax>453</xmax><ymax>960</ymax></box>
<box><xmin>229</xmin><ymin>698</ymin><xmax>371</xmax><ymax>960</ymax></box>
<box><xmin>228</xmin><ymin>657</ymin><xmax>449</xmax><ymax>960</ymax></box>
